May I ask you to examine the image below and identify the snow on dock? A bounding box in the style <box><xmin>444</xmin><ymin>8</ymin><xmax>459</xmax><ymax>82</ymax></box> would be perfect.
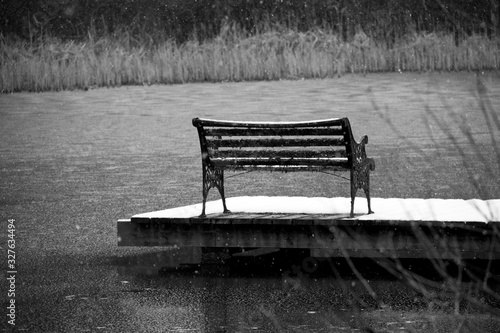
<box><xmin>132</xmin><ymin>197</ymin><xmax>500</xmax><ymax>223</ymax></box>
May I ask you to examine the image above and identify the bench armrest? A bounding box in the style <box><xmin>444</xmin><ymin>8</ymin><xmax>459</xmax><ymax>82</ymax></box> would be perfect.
<box><xmin>341</xmin><ymin>118</ymin><xmax>374</xmax><ymax>170</ymax></box>
<box><xmin>352</xmin><ymin>135</ymin><xmax>375</xmax><ymax>170</ymax></box>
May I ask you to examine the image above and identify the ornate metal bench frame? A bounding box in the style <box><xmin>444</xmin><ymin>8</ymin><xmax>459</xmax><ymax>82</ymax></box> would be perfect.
<box><xmin>193</xmin><ymin>117</ymin><xmax>375</xmax><ymax>217</ymax></box>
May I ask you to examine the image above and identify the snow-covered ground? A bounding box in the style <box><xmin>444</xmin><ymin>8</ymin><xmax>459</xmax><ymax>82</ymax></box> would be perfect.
<box><xmin>134</xmin><ymin>197</ymin><xmax>500</xmax><ymax>223</ymax></box>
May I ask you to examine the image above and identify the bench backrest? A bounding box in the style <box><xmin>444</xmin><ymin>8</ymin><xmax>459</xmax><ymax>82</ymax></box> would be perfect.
<box><xmin>192</xmin><ymin>117</ymin><xmax>356</xmax><ymax>172</ymax></box>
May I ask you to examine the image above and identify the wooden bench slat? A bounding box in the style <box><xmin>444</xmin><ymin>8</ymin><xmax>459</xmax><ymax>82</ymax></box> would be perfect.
<box><xmin>207</xmin><ymin>138</ymin><xmax>346</xmax><ymax>148</ymax></box>
<box><xmin>211</xmin><ymin>157</ymin><xmax>349</xmax><ymax>167</ymax></box>
<box><xmin>205</xmin><ymin>127</ymin><xmax>343</xmax><ymax>137</ymax></box>
<box><xmin>210</xmin><ymin>149</ymin><xmax>348</xmax><ymax>158</ymax></box>
<box><xmin>193</xmin><ymin>118</ymin><xmax>344</xmax><ymax>128</ymax></box>
<box><xmin>214</xmin><ymin>165</ymin><xmax>350</xmax><ymax>172</ymax></box>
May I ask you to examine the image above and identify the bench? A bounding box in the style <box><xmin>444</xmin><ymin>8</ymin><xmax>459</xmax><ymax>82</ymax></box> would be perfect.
<box><xmin>192</xmin><ymin>117</ymin><xmax>375</xmax><ymax>217</ymax></box>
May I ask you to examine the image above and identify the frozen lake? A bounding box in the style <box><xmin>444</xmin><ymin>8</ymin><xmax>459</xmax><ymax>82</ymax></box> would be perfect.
<box><xmin>1</xmin><ymin>72</ymin><xmax>500</xmax><ymax>332</ymax></box>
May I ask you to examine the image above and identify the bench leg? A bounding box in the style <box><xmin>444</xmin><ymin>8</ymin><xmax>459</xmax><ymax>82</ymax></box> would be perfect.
<box><xmin>217</xmin><ymin>174</ymin><xmax>230</xmax><ymax>214</ymax></box>
<box><xmin>350</xmin><ymin>182</ymin><xmax>357</xmax><ymax>218</ymax></box>
<box><xmin>201</xmin><ymin>165</ymin><xmax>230</xmax><ymax>217</ymax></box>
<box><xmin>351</xmin><ymin>159</ymin><xmax>375</xmax><ymax>217</ymax></box>
<box><xmin>364</xmin><ymin>159</ymin><xmax>375</xmax><ymax>215</ymax></box>
<box><xmin>364</xmin><ymin>187</ymin><xmax>373</xmax><ymax>215</ymax></box>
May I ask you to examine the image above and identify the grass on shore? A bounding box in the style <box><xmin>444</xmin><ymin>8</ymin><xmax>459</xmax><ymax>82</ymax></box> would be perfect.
<box><xmin>1</xmin><ymin>25</ymin><xmax>500</xmax><ymax>93</ymax></box>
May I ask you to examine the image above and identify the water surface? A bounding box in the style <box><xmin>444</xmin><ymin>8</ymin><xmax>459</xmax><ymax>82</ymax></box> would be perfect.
<box><xmin>1</xmin><ymin>72</ymin><xmax>499</xmax><ymax>332</ymax></box>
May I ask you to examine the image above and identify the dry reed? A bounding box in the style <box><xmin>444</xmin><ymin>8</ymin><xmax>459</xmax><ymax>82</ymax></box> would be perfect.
<box><xmin>1</xmin><ymin>25</ymin><xmax>499</xmax><ymax>93</ymax></box>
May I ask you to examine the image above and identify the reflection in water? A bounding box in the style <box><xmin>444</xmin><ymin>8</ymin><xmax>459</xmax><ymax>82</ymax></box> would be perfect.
<box><xmin>117</xmin><ymin>252</ymin><xmax>500</xmax><ymax>333</ymax></box>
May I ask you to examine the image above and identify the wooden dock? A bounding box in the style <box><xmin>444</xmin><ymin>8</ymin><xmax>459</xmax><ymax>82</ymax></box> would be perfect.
<box><xmin>117</xmin><ymin>197</ymin><xmax>500</xmax><ymax>264</ymax></box>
